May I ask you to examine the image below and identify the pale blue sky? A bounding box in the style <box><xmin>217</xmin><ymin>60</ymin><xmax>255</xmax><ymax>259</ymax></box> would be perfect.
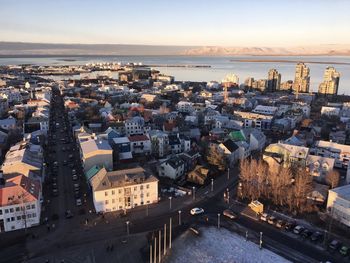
<box><xmin>0</xmin><ymin>0</ymin><xmax>349</xmax><ymax>46</ymax></box>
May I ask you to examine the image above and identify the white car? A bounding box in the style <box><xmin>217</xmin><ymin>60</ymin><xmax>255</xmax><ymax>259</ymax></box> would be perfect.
<box><xmin>190</xmin><ymin>208</ymin><xmax>204</xmax><ymax>215</ymax></box>
<box><xmin>260</xmin><ymin>213</ymin><xmax>268</xmax><ymax>222</ymax></box>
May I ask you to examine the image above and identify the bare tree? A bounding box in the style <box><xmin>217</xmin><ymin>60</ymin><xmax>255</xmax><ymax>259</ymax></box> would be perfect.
<box><xmin>326</xmin><ymin>170</ymin><xmax>340</xmax><ymax>189</ymax></box>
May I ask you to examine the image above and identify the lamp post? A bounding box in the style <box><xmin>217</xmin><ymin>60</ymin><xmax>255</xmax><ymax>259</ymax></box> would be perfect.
<box><xmin>227</xmin><ymin>167</ymin><xmax>230</xmax><ymax>180</ymax></box>
<box><xmin>217</xmin><ymin>213</ymin><xmax>220</xmax><ymax>229</ymax></box>
<box><xmin>259</xmin><ymin>232</ymin><xmax>263</xmax><ymax>249</ymax></box>
<box><xmin>192</xmin><ymin>186</ymin><xmax>196</xmax><ymax>201</ymax></box>
<box><xmin>178</xmin><ymin>210</ymin><xmax>182</xmax><ymax>226</ymax></box>
<box><xmin>169</xmin><ymin>196</ymin><xmax>172</xmax><ymax>210</ymax></box>
<box><xmin>211</xmin><ymin>178</ymin><xmax>214</xmax><ymax>192</ymax></box>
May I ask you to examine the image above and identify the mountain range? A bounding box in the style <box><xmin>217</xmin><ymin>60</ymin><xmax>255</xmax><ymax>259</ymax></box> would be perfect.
<box><xmin>0</xmin><ymin>42</ymin><xmax>349</xmax><ymax>56</ymax></box>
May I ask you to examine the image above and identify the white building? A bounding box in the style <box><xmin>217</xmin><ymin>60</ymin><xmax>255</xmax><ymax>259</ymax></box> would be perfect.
<box><xmin>79</xmin><ymin>138</ymin><xmax>113</xmax><ymax>173</ymax></box>
<box><xmin>125</xmin><ymin>116</ymin><xmax>145</xmax><ymax>136</ymax></box>
<box><xmin>177</xmin><ymin>101</ymin><xmax>193</xmax><ymax>113</ymax></box>
<box><xmin>327</xmin><ymin>185</ymin><xmax>350</xmax><ymax>227</ymax></box>
<box><xmin>252</xmin><ymin>105</ymin><xmax>278</xmax><ymax>116</ymax></box>
<box><xmin>235</xmin><ymin>111</ymin><xmax>273</xmax><ymax>131</ymax></box>
<box><xmin>311</xmin><ymin>140</ymin><xmax>350</xmax><ymax>169</ymax></box>
<box><xmin>158</xmin><ymin>156</ymin><xmax>185</xmax><ymax>180</ymax></box>
<box><xmin>321</xmin><ymin>106</ymin><xmax>340</xmax><ymax>117</ymax></box>
<box><xmin>0</xmin><ymin>173</ymin><xmax>41</xmax><ymax>232</ymax></box>
<box><xmin>90</xmin><ymin>167</ymin><xmax>158</xmax><ymax>213</ymax></box>
<box><xmin>149</xmin><ymin>130</ymin><xmax>169</xmax><ymax>158</ymax></box>
<box><xmin>128</xmin><ymin>134</ymin><xmax>151</xmax><ymax>155</ymax></box>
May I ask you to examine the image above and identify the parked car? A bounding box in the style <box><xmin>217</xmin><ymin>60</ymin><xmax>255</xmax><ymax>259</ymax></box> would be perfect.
<box><xmin>223</xmin><ymin>209</ymin><xmax>237</xmax><ymax>219</ymax></box>
<box><xmin>293</xmin><ymin>225</ymin><xmax>305</xmax><ymax>235</ymax></box>
<box><xmin>72</xmin><ymin>174</ymin><xmax>78</xmax><ymax>181</ymax></box>
<box><xmin>284</xmin><ymin>221</ymin><xmax>296</xmax><ymax>232</ymax></box>
<box><xmin>65</xmin><ymin>210</ymin><xmax>73</xmax><ymax>219</ymax></box>
<box><xmin>260</xmin><ymin>213</ymin><xmax>268</xmax><ymax>222</ymax></box>
<box><xmin>52</xmin><ymin>188</ymin><xmax>59</xmax><ymax>197</ymax></box>
<box><xmin>339</xmin><ymin>245</ymin><xmax>349</xmax><ymax>256</ymax></box>
<box><xmin>310</xmin><ymin>231</ymin><xmax>323</xmax><ymax>242</ymax></box>
<box><xmin>301</xmin><ymin>229</ymin><xmax>312</xmax><ymax>239</ymax></box>
<box><xmin>76</xmin><ymin>198</ymin><xmax>82</xmax><ymax>207</ymax></box>
<box><xmin>267</xmin><ymin>216</ymin><xmax>276</xmax><ymax>225</ymax></box>
<box><xmin>329</xmin><ymin>240</ymin><xmax>341</xmax><ymax>252</ymax></box>
<box><xmin>275</xmin><ymin>219</ymin><xmax>285</xmax><ymax>229</ymax></box>
<box><xmin>190</xmin><ymin>208</ymin><xmax>204</xmax><ymax>215</ymax></box>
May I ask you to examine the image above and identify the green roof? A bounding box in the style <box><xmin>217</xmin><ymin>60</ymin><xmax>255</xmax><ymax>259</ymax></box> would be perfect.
<box><xmin>86</xmin><ymin>165</ymin><xmax>102</xmax><ymax>181</ymax></box>
<box><xmin>228</xmin><ymin>131</ymin><xmax>246</xmax><ymax>142</ymax></box>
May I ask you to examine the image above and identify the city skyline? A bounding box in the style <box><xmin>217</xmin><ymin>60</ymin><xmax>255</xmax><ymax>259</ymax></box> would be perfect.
<box><xmin>0</xmin><ymin>0</ymin><xmax>349</xmax><ymax>46</ymax></box>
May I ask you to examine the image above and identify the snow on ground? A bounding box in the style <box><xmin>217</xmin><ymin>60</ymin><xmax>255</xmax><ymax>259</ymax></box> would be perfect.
<box><xmin>166</xmin><ymin>227</ymin><xmax>291</xmax><ymax>263</ymax></box>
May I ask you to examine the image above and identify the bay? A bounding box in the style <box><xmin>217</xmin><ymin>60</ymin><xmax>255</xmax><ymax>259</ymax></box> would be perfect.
<box><xmin>0</xmin><ymin>55</ymin><xmax>349</xmax><ymax>95</ymax></box>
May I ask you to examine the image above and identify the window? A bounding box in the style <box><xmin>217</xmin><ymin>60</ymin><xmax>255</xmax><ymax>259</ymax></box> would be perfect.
<box><xmin>0</xmin><ymin>210</ymin><xmax>2</xmax><ymax>215</ymax></box>
<box><xmin>31</xmin><ymin>204</ymin><xmax>35</xmax><ymax>209</ymax></box>
<box><xmin>146</xmin><ymin>193</ymin><xmax>150</xmax><ymax>197</ymax></box>
<box><xmin>11</xmin><ymin>217</ymin><xmax>15</xmax><ymax>221</ymax></box>
<box><xmin>134</xmin><ymin>195</ymin><xmax>137</xmax><ymax>199</ymax></box>
<box><xmin>27</xmin><ymin>214</ymin><xmax>32</xmax><ymax>219</ymax></box>
<box><xmin>112</xmin><ymin>199</ymin><xmax>115</xmax><ymax>203</ymax></box>
<box><xmin>119</xmin><ymin>206</ymin><xmax>123</xmax><ymax>209</ymax></box>
<box><xmin>105</xmin><ymin>191</ymin><xmax>108</xmax><ymax>196</ymax></box>
<box><xmin>17</xmin><ymin>216</ymin><xmax>21</xmax><ymax>220</ymax></box>
<box><xmin>32</xmin><ymin>213</ymin><xmax>36</xmax><ymax>218</ymax></box>
<box><xmin>6</xmin><ymin>218</ymin><xmax>10</xmax><ymax>222</ymax></box>
<box><xmin>5</xmin><ymin>209</ymin><xmax>9</xmax><ymax>214</ymax></box>
<box><xmin>134</xmin><ymin>186</ymin><xmax>137</xmax><ymax>191</ymax></box>
<box><xmin>140</xmin><ymin>185</ymin><xmax>144</xmax><ymax>190</ymax></box>
<box><xmin>118</xmin><ymin>189</ymin><xmax>122</xmax><ymax>194</ymax></box>
<box><xmin>112</xmin><ymin>190</ymin><xmax>115</xmax><ymax>195</ymax></box>
<box><xmin>26</xmin><ymin>205</ymin><xmax>30</xmax><ymax>210</ymax></box>
<box><xmin>146</xmin><ymin>184</ymin><xmax>150</xmax><ymax>189</ymax></box>
<box><xmin>10</xmin><ymin>208</ymin><xmax>14</xmax><ymax>213</ymax></box>
<box><xmin>22</xmin><ymin>215</ymin><xmax>26</xmax><ymax>219</ymax></box>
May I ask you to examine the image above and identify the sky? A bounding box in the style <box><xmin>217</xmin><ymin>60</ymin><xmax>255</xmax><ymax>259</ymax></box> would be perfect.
<box><xmin>0</xmin><ymin>0</ymin><xmax>349</xmax><ymax>46</ymax></box>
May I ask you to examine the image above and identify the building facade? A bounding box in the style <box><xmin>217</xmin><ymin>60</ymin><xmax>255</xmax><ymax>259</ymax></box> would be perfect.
<box><xmin>318</xmin><ymin>67</ymin><xmax>340</xmax><ymax>95</ymax></box>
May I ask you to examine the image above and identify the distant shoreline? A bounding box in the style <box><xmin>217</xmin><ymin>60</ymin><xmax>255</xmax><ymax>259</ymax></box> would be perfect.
<box><xmin>230</xmin><ymin>59</ymin><xmax>350</xmax><ymax>65</ymax></box>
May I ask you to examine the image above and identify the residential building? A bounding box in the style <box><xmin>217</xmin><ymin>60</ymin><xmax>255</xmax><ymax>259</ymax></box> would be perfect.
<box><xmin>306</xmin><ymin>155</ymin><xmax>335</xmax><ymax>181</ymax></box>
<box><xmin>327</xmin><ymin>185</ymin><xmax>350</xmax><ymax>227</ymax></box>
<box><xmin>267</xmin><ymin>69</ymin><xmax>281</xmax><ymax>92</ymax></box>
<box><xmin>89</xmin><ymin>167</ymin><xmax>158</xmax><ymax>213</ymax></box>
<box><xmin>311</xmin><ymin>140</ymin><xmax>350</xmax><ymax>168</ymax></box>
<box><xmin>0</xmin><ymin>173</ymin><xmax>41</xmax><ymax>232</ymax></box>
<box><xmin>187</xmin><ymin>165</ymin><xmax>209</xmax><ymax>185</ymax></box>
<box><xmin>1</xmin><ymin>142</ymin><xmax>43</xmax><ymax>179</ymax></box>
<box><xmin>234</xmin><ymin>111</ymin><xmax>273</xmax><ymax>131</ymax></box>
<box><xmin>79</xmin><ymin>138</ymin><xmax>113</xmax><ymax>172</ymax></box>
<box><xmin>252</xmin><ymin>105</ymin><xmax>278</xmax><ymax>116</ymax></box>
<box><xmin>177</xmin><ymin>101</ymin><xmax>193</xmax><ymax>113</ymax></box>
<box><xmin>128</xmin><ymin>134</ymin><xmax>151</xmax><ymax>156</ymax></box>
<box><xmin>293</xmin><ymin>63</ymin><xmax>310</xmax><ymax>93</ymax></box>
<box><xmin>111</xmin><ymin>137</ymin><xmax>133</xmax><ymax>161</ymax></box>
<box><xmin>149</xmin><ymin>130</ymin><xmax>169</xmax><ymax>158</ymax></box>
<box><xmin>318</xmin><ymin>67</ymin><xmax>340</xmax><ymax>95</ymax></box>
<box><xmin>158</xmin><ymin>156</ymin><xmax>185</xmax><ymax>180</ymax></box>
<box><xmin>218</xmin><ymin>139</ymin><xmax>240</xmax><ymax>167</ymax></box>
<box><xmin>321</xmin><ymin>106</ymin><xmax>340</xmax><ymax>117</ymax></box>
<box><xmin>125</xmin><ymin>116</ymin><xmax>145</xmax><ymax>136</ymax></box>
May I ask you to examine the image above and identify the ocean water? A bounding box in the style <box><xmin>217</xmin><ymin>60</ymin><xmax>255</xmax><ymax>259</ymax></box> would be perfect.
<box><xmin>0</xmin><ymin>55</ymin><xmax>349</xmax><ymax>94</ymax></box>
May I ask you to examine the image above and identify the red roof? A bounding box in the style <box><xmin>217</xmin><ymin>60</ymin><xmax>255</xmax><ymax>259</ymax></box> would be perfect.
<box><xmin>128</xmin><ymin>135</ymin><xmax>149</xmax><ymax>142</ymax></box>
<box><xmin>0</xmin><ymin>174</ymin><xmax>40</xmax><ymax>206</ymax></box>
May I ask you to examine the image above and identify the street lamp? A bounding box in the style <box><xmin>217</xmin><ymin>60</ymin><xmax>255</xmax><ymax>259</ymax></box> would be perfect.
<box><xmin>217</xmin><ymin>213</ymin><xmax>220</xmax><ymax>229</ymax></box>
<box><xmin>211</xmin><ymin>178</ymin><xmax>214</xmax><ymax>192</ymax></box>
<box><xmin>126</xmin><ymin>221</ymin><xmax>130</xmax><ymax>236</ymax></box>
<box><xmin>178</xmin><ymin>210</ymin><xmax>182</xmax><ymax>226</ymax></box>
<box><xmin>169</xmin><ymin>196</ymin><xmax>172</xmax><ymax>210</ymax></box>
<box><xmin>192</xmin><ymin>186</ymin><xmax>196</xmax><ymax>201</ymax></box>
<box><xmin>259</xmin><ymin>232</ymin><xmax>263</xmax><ymax>249</ymax></box>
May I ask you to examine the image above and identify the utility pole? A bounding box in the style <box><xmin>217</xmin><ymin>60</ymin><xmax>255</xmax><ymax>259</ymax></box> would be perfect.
<box><xmin>154</xmin><ymin>237</ymin><xmax>157</xmax><ymax>263</ymax></box>
<box><xmin>211</xmin><ymin>178</ymin><xmax>214</xmax><ymax>192</ymax></box>
<box><xmin>178</xmin><ymin>210</ymin><xmax>182</xmax><ymax>226</ymax></box>
<box><xmin>217</xmin><ymin>213</ymin><xmax>220</xmax><ymax>229</ymax></box>
<box><xmin>158</xmin><ymin>230</ymin><xmax>161</xmax><ymax>263</ymax></box>
<box><xmin>164</xmin><ymin>224</ymin><xmax>167</xmax><ymax>255</ymax></box>
<box><xmin>150</xmin><ymin>244</ymin><xmax>152</xmax><ymax>263</ymax></box>
<box><xmin>169</xmin><ymin>217</ymin><xmax>172</xmax><ymax>249</ymax></box>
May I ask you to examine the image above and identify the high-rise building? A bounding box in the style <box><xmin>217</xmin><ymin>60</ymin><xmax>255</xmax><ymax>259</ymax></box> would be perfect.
<box><xmin>318</xmin><ymin>67</ymin><xmax>340</xmax><ymax>95</ymax></box>
<box><xmin>267</xmin><ymin>69</ymin><xmax>281</xmax><ymax>92</ymax></box>
<box><xmin>293</xmin><ymin>63</ymin><xmax>310</xmax><ymax>93</ymax></box>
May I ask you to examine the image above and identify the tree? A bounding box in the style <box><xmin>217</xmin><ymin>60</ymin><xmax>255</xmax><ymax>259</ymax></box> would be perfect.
<box><xmin>207</xmin><ymin>143</ymin><xmax>227</xmax><ymax>171</ymax></box>
<box><xmin>326</xmin><ymin>170</ymin><xmax>340</xmax><ymax>189</ymax></box>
